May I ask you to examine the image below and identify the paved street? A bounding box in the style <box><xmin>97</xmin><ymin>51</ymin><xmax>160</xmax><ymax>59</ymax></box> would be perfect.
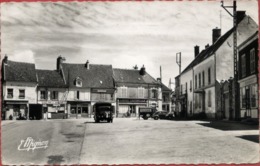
<box><xmin>1</xmin><ymin>118</ymin><xmax>259</xmax><ymax>165</ymax></box>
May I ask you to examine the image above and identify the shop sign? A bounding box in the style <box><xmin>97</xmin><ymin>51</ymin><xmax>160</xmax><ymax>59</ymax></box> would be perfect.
<box><xmin>119</xmin><ymin>99</ymin><xmax>147</xmax><ymax>103</ymax></box>
<box><xmin>92</xmin><ymin>89</ymin><xmax>114</xmax><ymax>93</ymax></box>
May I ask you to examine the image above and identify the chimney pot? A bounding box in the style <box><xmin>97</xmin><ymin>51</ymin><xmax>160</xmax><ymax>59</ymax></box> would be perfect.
<box><xmin>212</xmin><ymin>28</ymin><xmax>221</xmax><ymax>44</ymax></box>
<box><xmin>194</xmin><ymin>45</ymin><xmax>200</xmax><ymax>58</ymax></box>
<box><xmin>85</xmin><ymin>60</ymin><xmax>90</xmax><ymax>69</ymax></box>
<box><xmin>139</xmin><ymin>65</ymin><xmax>146</xmax><ymax>76</ymax></box>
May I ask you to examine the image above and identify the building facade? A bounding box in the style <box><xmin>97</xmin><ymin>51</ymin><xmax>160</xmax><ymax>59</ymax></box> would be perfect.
<box><xmin>238</xmin><ymin>31</ymin><xmax>258</xmax><ymax>119</ymax></box>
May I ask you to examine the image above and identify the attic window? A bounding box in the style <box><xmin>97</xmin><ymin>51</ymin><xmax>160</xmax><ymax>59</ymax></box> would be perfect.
<box><xmin>75</xmin><ymin>77</ymin><xmax>82</xmax><ymax>87</ymax></box>
<box><xmin>100</xmin><ymin>80</ymin><xmax>103</xmax><ymax>84</ymax></box>
<box><xmin>138</xmin><ymin>78</ymin><xmax>141</xmax><ymax>80</ymax></box>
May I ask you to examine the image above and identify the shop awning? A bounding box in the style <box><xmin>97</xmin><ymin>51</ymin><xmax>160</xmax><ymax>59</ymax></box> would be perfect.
<box><xmin>5</xmin><ymin>101</ymin><xmax>28</xmax><ymax>104</ymax></box>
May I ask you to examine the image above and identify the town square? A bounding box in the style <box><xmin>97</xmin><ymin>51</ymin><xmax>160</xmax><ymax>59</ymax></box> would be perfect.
<box><xmin>1</xmin><ymin>0</ymin><xmax>259</xmax><ymax>165</ymax></box>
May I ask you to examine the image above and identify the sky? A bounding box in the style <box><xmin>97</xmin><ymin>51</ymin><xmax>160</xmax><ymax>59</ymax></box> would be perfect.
<box><xmin>1</xmin><ymin>0</ymin><xmax>258</xmax><ymax>89</ymax></box>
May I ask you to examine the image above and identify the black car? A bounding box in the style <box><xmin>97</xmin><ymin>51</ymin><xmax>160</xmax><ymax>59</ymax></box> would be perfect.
<box><xmin>152</xmin><ymin>111</ymin><xmax>168</xmax><ymax>120</ymax></box>
<box><xmin>165</xmin><ymin>112</ymin><xmax>175</xmax><ymax>120</ymax></box>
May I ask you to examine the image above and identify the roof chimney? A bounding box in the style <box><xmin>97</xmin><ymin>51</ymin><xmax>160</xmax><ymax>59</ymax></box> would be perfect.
<box><xmin>56</xmin><ymin>56</ymin><xmax>65</xmax><ymax>71</ymax></box>
<box><xmin>85</xmin><ymin>60</ymin><xmax>90</xmax><ymax>69</ymax></box>
<box><xmin>3</xmin><ymin>56</ymin><xmax>8</xmax><ymax>64</ymax></box>
<box><xmin>237</xmin><ymin>11</ymin><xmax>246</xmax><ymax>24</ymax></box>
<box><xmin>212</xmin><ymin>27</ymin><xmax>221</xmax><ymax>44</ymax></box>
<box><xmin>205</xmin><ymin>44</ymin><xmax>210</xmax><ymax>49</ymax></box>
<box><xmin>157</xmin><ymin>78</ymin><xmax>161</xmax><ymax>83</ymax></box>
<box><xmin>139</xmin><ymin>65</ymin><xmax>146</xmax><ymax>76</ymax></box>
<box><xmin>194</xmin><ymin>45</ymin><xmax>200</xmax><ymax>58</ymax></box>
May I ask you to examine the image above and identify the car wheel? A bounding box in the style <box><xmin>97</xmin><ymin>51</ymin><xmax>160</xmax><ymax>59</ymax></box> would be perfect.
<box><xmin>154</xmin><ymin>116</ymin><xmax>159</xmax><ymax>120</ymax></box>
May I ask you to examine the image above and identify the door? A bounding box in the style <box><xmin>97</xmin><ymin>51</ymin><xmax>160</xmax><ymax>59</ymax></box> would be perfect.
<box><xmin>224</xmin><ymin>93</ymin><xmax>229</xmax><ymax>119</ymax></box>
<box><xmin>245</xmin><ymin>88</ymin><xmax>251</xmax><ymax>117</ymax></box>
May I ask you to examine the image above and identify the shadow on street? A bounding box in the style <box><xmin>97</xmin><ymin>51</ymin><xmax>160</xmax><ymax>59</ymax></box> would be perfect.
<box><xmin>196</xmin><ymin>121</ymin><xmax>259</xmax><ymax>131</ymax></box>
<box><xmin>236</xmin><ymin>135</ymin><xmax>259</xmax><ymax>144</ymax></box>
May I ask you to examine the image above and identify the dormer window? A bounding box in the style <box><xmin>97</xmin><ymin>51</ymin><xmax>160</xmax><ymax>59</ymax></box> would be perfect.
<box><xmin>75</xmin><ymin>77</ymin><xmax>82</xmax><ymax>87</ymax></box>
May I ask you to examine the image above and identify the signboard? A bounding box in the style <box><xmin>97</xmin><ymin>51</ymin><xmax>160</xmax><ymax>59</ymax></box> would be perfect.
<box><xmin>119</xmin><ymin>99</ymin><xmax>147</xmax><ymax>103</ymax></box>
<box><xmin>91</xmin><ymin>89</ymin><xmax>114</xmax><ymax>93</ymax></box>
<box><xmin>139</xmin><ymin>108</ymin><xmax>153</xmax><ymax>113</ymax></box>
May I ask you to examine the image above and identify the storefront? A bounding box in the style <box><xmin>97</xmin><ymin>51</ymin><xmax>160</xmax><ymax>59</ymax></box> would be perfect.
<box><xmin>117</xmin><ymin>99</ymin><xmax>148</xmax><ymax>117</ymax></box>
<box><xmin>67</xmin><ymin>101</ymin><xmax>91</xmax><ymax>118</ymax></box>
<box><xmin>3</xmin><ymin>101</ymin><xmax>28</xmax><ymax>120</ymax></box>
<box><xmin>239</xmin><ymin>75</ymin><xmax>258</xmax><ymax>119</ymax></box>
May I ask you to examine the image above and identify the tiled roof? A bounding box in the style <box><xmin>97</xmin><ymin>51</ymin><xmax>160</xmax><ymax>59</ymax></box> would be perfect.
<box><xmin>161</xmin><ymin>83</ymin><xmax>172</xmax><ymax>91</ymax></box>
<box><xmin>62</xmin><ymin>63</ymin><xmax>114</xmax><ymax>88</ymax></box>
<box><xmin>3</xmin><ymin>60</ymin><xmax>37</xmax><ymax>82</ymax></box>
<box><xmin>181</xmin><ymin>15</ymin><xmax>258</xmax><ymax>74</ymax></box>
<box><xmin>36</xmin><ymin>69</ymin><xmax>66</xmax><ymax>88</ymax></box>
<box><xmin>113</xmin><ymin>68</ymin><xmax>158</xmax><ymax>85</ymax></box>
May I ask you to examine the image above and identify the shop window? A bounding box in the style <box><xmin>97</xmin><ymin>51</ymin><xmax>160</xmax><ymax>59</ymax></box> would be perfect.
<box><xmin>40</xmin><ymin>91</ymin><xmax>47</xmax><ymax>100</ymax></box>
<box><xmin>208</xmin><ymin>68</ymin><xmax>211</xmax><ymax>85</ymax></box>
<box><xmin>208</xmin><ymin>90</ymin><xmax>212</xmax><ymax>107</ymax></box>
<box><xmin>51</xmin><ymin>91</ymin><xmax>58</xmax><ymax>100</ymax></box>
<box><xmin>7</xmin><ymin>89</ymin><xmax>13</xmax><ymax>98</ymax></box>
<box><xmin>250</xmin><ymin>48</ymin><xmax>255</xmax><ymax>74</ymax></box>
<box><xmin>19</xmin><ymin>89</ymin><xmax>25</xmax><ymax>99</ymax></box>
<box><xmin>241</xmin><ymin>87</ymin><xmax>246</xmax><ymax>108</ymax></box>
<box><xmin>251</xmin><ymin>85</ymin><xmax>257</xmax><ymax>108</ymax></box>
<box><xmin>138</xmin><ymin>87</ymin><xmax>144</xmax><ymax>98</ymax></box>
<box><xmin>241</xmin><ymin>54</ymin><xmax>246</xmax><ymax>78</ymax></box>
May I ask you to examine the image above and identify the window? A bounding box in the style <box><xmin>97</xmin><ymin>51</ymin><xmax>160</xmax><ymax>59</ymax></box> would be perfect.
<box><xmin>251</xmin><ymin>84</ymin><xmax>257</xmax><ymax>108</ymax></box>
<box><xmin>202</xmin><ymin>71</ymin><xmax>205</xmax><ymax>87</ymax></box>
<box><xmin>195</xmin><ymin>75</ymin><xmax>197</xmax><ymax>89</ymax></box>
<box><xmin>190</xmin><ymin>80</ymin><xmax>192</xmax><ymax>91</ymax></box>
<box><xmin>208</xmin><ymin>90</ymin><xmax>212</xmax><ymax>107</ymax></box>
<box><xmin>208</xmin><ymin>68</ymin><xmax>211</xmax><ymax>85</ymax></box>
<box><xmin>199</xmin><ymin>73</ymin><xmax>201</xmax><ymax>88</ymax></box>
<box><xmin>51</xmin><ymin>91</ymin><xmax>58</xmax><ymax>100</ymax></box>
<box><xmin>75</xmin><ymin>78</ymin><xmax>82</xmax><ymax>87</ymax></box>
<box><xmin>7</xmin><ymin>89</ymin><xmax>13</xmax><ymax>98</ymax></box>
<box><xmin>19</xmin><ymin>89</ymin><xmax>25</xmax><ymax>99</ymax></box>
<box><xmin>40</xmin><ymin>91</ymin><xmax>47</xmax><ymax>99</ymax></box>
<box><xmin>185</xmin><ymin>82</ymin><xmax>187</xmax><ymax>93</ymax></box>
<box><xmin>250</xmin><ymin>48</ymin><xmax>255</xmax><ymax>74</ymax></box>
<box><xmin>151</xmin><ymin>89</ymin><xmax>157</xmax><ymax>99</ymax></box>
<box><xmin>241</xmin><ymin>88</ymin><xmax>246</xmax><ymax>108</ymax></box>
<box><xmin>76</xmin><ymin>91</ymin><xmax>80</xmax><ymax>99</ymax></box>
<box><xmin>241</xmin><ymin>54</ymin><xmax>246</xmax><ymax>77</ymax></box>
<box><xmin>180</xmin><ymin>85</ymin><xmax>183</xmax><ymax>94</ymax></box>
<box><xmin>138</xmin><ymin>87</ymin><xmax>144</xmax><ymax>98</ymax></box>
<box><xmin>122</xmin><ymin>87</ymin><xmax>127</xmax><ymax>98</ymax></box>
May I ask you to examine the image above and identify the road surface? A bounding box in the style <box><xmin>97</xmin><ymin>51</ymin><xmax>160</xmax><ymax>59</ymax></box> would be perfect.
<box><xmin>1</xmin><ymin>118</ymin><xmax>259</xmax><ymax>164</ymax></box>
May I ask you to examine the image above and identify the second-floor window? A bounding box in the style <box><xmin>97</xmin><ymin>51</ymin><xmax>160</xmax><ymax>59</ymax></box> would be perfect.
<box><xmin>250</xmin><ymin>48</ymin><xmax>255</xmax><ymax>74</ymax></box>
<box><xmin>40</xmin><ymin>91</ymin><xmax>47</xmax><ymax>99</ymax></box>
<box><xmin>51</xmin><ymin>91</ymin><xmax>58</xmax><ymax>100</ymax></box>
<box><xmin>241</xmin><ymin>54</ymin><xmax>246</xmax><ymax>78</ymax></box>
<box><xmin>190</xmin><ymin>80</ymin><xmax>192</xmax><ymax>91</ymax></box>
<box><xmin>122</xmin><ymin>87</ymin><xmax>127</xmax><ymax>98</ymax></box>
<box><xmin>138</xmin><ymin>87</ymin><xmax>144</xmax><ymax>98</ymax></box>
<box><xmin>202</xmin><ymin>71</ymin><xmax>205</xmax><ymax>87</ymax></box>
<box><xmin>185</xmin><ymin>82</ymin><xmax>187</xmax><ymax>93</ymax></box>
<box><xmin>208</xmin><ymin>68</ymin><xmax>211</xmax><ymax>85</ymax></box>
<box><xmin>199</xmin><ymin>73</ymin><xmax>201</xmax><ymax>88</ymax></box>
<box><xmin>76</xmin><ymin>91</ymin><xmax>80</xmax><ymax>99</ymax></box>
<box><xmin>208</xmin><ymin>90</ymin><xmax>212</xmax><ymax>107</ymax></box>
<box><xmin>195</xmin><ymin>75</ymin><xmax>197</xmax><ymax>89</ymax></box>
<box><xmin>180</xmin><ymin>85</ymin><xmax>183</xmax><ymax>94</ymax></box>
<box><xmin>19</xmin><ymin>89</ymin><xmax>25</xmax><ymax>99</ymax></box>
<box><xmin>7</xmin><ymin>89</ymin><xmax>13</xmax><ymax>98</ymax></box>
<box><xmin>151</xmin><ymin>89</ymin><xmax>157</xmax><ymax>99</ymax></box>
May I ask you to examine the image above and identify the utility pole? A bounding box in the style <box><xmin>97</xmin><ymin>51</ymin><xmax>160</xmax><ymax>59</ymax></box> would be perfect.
<box><xmin>176</xmin><ymin>52</ymin><xmax>181</xmax><ymax>75</ymax></box>
<box><xmin>221</xmin><ymin>0</ymin><xmax>238</xmax><ymax>120</ymax></box>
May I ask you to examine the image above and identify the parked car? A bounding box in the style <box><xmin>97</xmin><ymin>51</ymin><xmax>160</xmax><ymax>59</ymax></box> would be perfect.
<box><xmin>152</xmin><ymin>111</ymin><xmax>168</xmax><ymax>120</ymax></box>
<box><xmin>152</xmin><ymin>111</ymin><xmax>175</xmax><ymax>120</ymax></box>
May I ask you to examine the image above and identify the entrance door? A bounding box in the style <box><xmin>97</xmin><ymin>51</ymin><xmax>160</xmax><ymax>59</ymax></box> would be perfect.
<box><xmin>245</xmin><ymin>88</ymin><xmax>251</xmax><ymax>117</ymax></box>
<box><xmin>129</xmin><ymin>105</ymin><xmax>136</xmax><ymax>117</ymax></box>
<box><xmin>224</xmin><ymin>93</ymin><xmax>229</xmax><ymax>119</ymax></box>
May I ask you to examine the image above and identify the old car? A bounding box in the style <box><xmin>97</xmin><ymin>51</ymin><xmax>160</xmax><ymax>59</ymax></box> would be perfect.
<box><xmin>152</xmin><ymin>111</ymin><xmax>169</xmax><ymax>120</ymax></box>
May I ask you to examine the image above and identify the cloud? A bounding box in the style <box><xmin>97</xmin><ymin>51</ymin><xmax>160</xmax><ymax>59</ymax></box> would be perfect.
<box><xmin>9</xmin><ymin>50</ymin><xmax>35</xmax><ymax>64</ymax></box>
